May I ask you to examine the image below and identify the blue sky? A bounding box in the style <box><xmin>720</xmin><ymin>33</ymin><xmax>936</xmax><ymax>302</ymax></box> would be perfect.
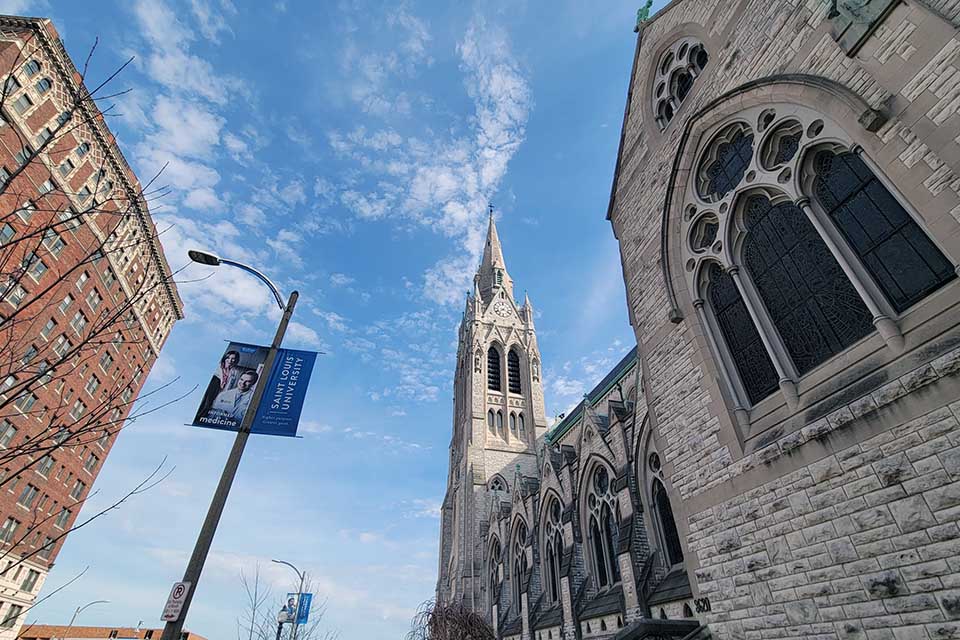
<box><xmin>7</xmin><ymin>1</ymin><xmax>652</xmax><ymax>637</ymax></box>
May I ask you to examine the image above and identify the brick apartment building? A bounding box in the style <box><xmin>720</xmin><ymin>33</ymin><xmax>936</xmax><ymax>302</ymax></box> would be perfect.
<box><xmin>18</xmin><ymin>626</ymin><xmax>206</xmax><ymax>640</ymax></box>
<box><xmin>0</xmin><ymin>14</ymin><xmax>182</xmax><ymax>640</ymax></box>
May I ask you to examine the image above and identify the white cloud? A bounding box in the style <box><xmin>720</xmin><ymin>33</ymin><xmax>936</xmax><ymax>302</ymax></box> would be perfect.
<box><xmin>286</xmin><ymin>321</ymin><xmax>328</xmax><ymax>351</ymax></box>
<box><xmin>314</xmin><ymin>309</ymin><xmax>349</xmax><ymax>333</ymax></box>
<box><xmin>148</xmin><ymin>352</ymin><xmax>177</xmax><ymax>384</ymax></box>
<box><xmin>188</xmin><ymin>0</ymin><xmax>236</xmax><ymax>44</ymax></box>
<box><xmin>329</xmin><ymin>273</ymin><xmax>354</xmax><ymax>287</ymax></box>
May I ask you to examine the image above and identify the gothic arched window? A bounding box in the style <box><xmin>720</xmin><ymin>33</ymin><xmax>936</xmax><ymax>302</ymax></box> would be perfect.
<box><xmin>652</xmin><ymin>479</ymin><xmax>684</xmax><ymax>566</ymax></box>
<box><xmin>508</xmin><ymin>349</ymin><xmax>522</xmax><ymax>394</ymax></box>
<box><xmin>812</xmin><ymin>151</ymin><xmax>955</xmax><ymax>312</ymax></box>
<box><xmin>509</xmin><ymin>412</ymin><xmax>517</xmax><ymax>436</ymax></box>
<box><xmin>586</xmin><ymin>465</ymin><xmax>620</xmax><ymax>588</ymax></box>
<box><xmin>653</xmin><ymin>38</ymin><xmax>709</xmax><ymax>131</ymax></box>
<box><xmin>682</xmin><ymin>105</ymin><xmax>958</xmax><ymax>412</ymax></box>
<box><xmin>544</xmin><ymin>497</ymin><xmax>563</xmax><ymax>604</ymax></box>
<box><xmin>490</xmin><ymin>476</ymin><xmax>506</xmax><ymax>492</ymax></box>
<box><xmin>512</xmin><ymin>521</ymin><xmax>528</xmax><ymax>614</ymax></box>
<box><xmin>742</xmin><ymin>194</ymin><xmax>873</xmax><ymax>375</ymax></box>
<box><xmin>496</xmin><ymin>411</ymin><xmax>504</xmax><ymax>437</ymax></box>
<box><xmin>518</xmin><ymin>413</ymin><xmax>526</xmax><ymax>439</ymax></box>
<box><xmin>707</xmin><ymin>264</ymin><xmax>779</xmax><ymax>403</ymax></box>
<box><xmin>488</xmin><ymin>410</ymin><xmax>496</xmax><ymax>435</ymax></box>
<box><xmin>487</xmin><ymin>347</ymin><xmax>501</xmax><ymax>392</ymax></box>
<box><xmin>489</xmin><ymin>538</ymin><xmax>502</xmax><ymax>607</ymax></box>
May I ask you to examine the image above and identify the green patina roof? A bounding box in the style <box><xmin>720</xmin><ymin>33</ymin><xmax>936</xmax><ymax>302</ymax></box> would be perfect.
<box><xmin>545</xmin><ymin>345</ymin><xmax>638</xmax><ymax>445</ymax></box>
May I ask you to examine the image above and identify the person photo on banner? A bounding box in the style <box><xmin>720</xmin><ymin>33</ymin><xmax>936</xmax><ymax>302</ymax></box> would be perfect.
<box><xmin>280</xmin><ymin>595</ymin><xmax>298</xmax><ymax>623</ymax></box>
<box><xmin>195</xmin><ymin>350</ymin><xmax>243</xmax><ymax>420</ymax></box>
<box><xmin>210</xmin><ymin>370</ymin><xmax>259</xmax><ymax>423</ymax></box>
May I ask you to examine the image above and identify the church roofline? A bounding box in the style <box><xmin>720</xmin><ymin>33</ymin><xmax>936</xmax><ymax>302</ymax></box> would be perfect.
<box><xmin>545</xmin><ymin>345</ymin><xmax>638</xmax><ymax>445</ymax></box>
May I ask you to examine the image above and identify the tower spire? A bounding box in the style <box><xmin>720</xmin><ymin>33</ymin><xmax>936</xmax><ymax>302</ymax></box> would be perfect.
<box><xmin>477</xmin><ymin>204</ymin><xmax>513</xmax><ymax>302</ymax></box>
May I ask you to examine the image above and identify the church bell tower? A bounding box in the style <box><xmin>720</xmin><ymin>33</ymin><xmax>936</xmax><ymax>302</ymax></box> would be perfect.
<box><xmin>436</xmin><ymin>213</ymin><xmax>547</xmax><ymax>612</ymax></box>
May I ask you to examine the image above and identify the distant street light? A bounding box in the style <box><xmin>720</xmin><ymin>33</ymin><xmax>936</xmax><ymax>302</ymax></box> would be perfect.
<box><xmin>272</xmin><ymin>559</ymin><xmax>306</xmax><ymax>640</ymax></box>
<box><xmin>160</xmin><ymin>252</ymin><xmax>299</xmax><ymax>640</ymax></box>
<box><xmin>57</xmin><ymin>600</ymin><xmax>109</xmax><ymax>639</ymax></box>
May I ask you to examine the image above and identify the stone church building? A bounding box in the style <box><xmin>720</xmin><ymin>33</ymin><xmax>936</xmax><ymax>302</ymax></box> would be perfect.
<box><xmin>437</xmin><ymin>1</ymin><xmax>960</xmax><ymax>638</ymax></box>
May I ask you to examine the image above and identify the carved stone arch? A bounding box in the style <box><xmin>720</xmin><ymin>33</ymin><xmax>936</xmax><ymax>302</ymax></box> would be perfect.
<box><xmin>658</xmin><ymin>74</ymin><xmax>888</xmax><ymax>325</ymax></box>
<box><xmin>489</xmin><ymin>473</ymin><xmax>509</xmax><ymax>493</ymax></box>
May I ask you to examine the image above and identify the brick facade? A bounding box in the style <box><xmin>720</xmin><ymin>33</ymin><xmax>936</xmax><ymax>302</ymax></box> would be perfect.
<box><xmin>0</xmin><ymin>16</ymin><xmax>181</xmax><ymax>639</ymax></box>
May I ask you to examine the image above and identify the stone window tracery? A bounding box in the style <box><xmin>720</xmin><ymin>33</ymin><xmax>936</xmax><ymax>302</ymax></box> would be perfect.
<box><xmin>489</xmin><ymin>538</ymin><xmax>502</xmax><ymax>607</ymax></box>
<box><xmin>653</xmin><ymin>37</ymin><xmax>709</xmax><ymax>131</ymax></box>
<box><xmin>543</xmin><ymin>496</ymin><xmax>563</xmax><ymax>604</ymax></box>
<box><xmin>680</xmin><ymin>104</ymin><xmax>957</xmax><ymax>412</ymax></box>
<box><xmin>586</xmin><ymin>464</ymin><xmax>620</xmax><ymax>589</ymax></box>
<box><xmin>512</xmin><ymin>520</ymin><xmax>529</xmax><ymax>614</ymax></box>
<box><xmin>508</xmin><ymin>348</ymin><xmax>522</xmax><ymax>394</ymax></box>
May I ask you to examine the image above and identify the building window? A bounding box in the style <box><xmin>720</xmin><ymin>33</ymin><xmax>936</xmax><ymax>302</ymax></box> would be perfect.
<box><xmin>23</xmin><ymin>60</ymin><xmax>40</xmax><ymax>77</ymax></box>
<box><xmin>16</xmin><ymin>484</ymin><xmax>38</xmax><ymax>508</ymax></box>
<box><xmin>39</xmin><ymin>318</ymin><xmax>56</xmax><ymax>341</ymax></box>
<box><xmin>0</xmin><ymin>223</ymin><xmax>13</xmax><ymax>245</ymax></box>
<box><xmin>507</xmin><ymin>349</ymin><xmax>521</xmax><ymax>394</ymax></box>
<box><xmin>0</xmin><ymin>166</ymin><xmax>9</xmax><ymax>186</ymax></box>
<box><xmin>23</xmin><ymin>253</ymin><xmax>46</xmax><ymax>281</ymax></box>
<box><xmin>509</xmin><ymin>412</ymin><xmax>517</xmax><ymax>436</ymax></box>
<box><xmin>35</xmin><ymin>127</ymin><xmax>52</xmax><ymax>147</ymax></box>
<box><xmin>15</xmin><ymin>201</ymin><xmax>35</xmax><ymax>221</ymax></box>
<box><xmin>86</xmin><ymin>289</ymin><xmax>102</xmax><ymax>311</ymax></box>
<box><xmin>103</xmin><ymin>267</ymin><xmax>116</xmax><ymax>287</ymax></box>
<box><xmin>42</xmin><ymin>229</ymin><xmax>65</xmax><ymax>256</ymax></box>
<box><xmin>14</xmin><ymin>392</ymin><xmax>37</xmax><ymax>413</ymax></box>
<box><xmin>76</xmin><ymin>142</ymin><xmax>90</xmax><ymax>157</ymax></box>
<box><xmin>36</xmin><ymin>455</ymin><xmax>54</xmax><ymax>477</ymax></box>
<box><xmin>58</xmin><ymin>293</ymin><xmax>73</xmax><ymax>314</ymax></box>
<box><xmin>518</xmin><ymin>413</ymin><xmax>526</xmax><ymax>439</ymax></box>
<box><xmin>586</xmin><ymin>465</ymin><xmax>620</xmax><ymax>588</ymax></box>
<box><xmin>58</xmin><ymin>157</ymin><xmax>75</xmax><ymax>177</ymax></box>
<box><xmin>0</xmin><ymin>421</ymin><xmax>16</xmax><ymax>448</ymax></box>
<box><xmin>487</xmin><ymin>347</ymin><xmax>501</xmax><ymax>391</ymax></box>
<box><xmin>512</xmin><ymin>521</ymin><xmax>528</xmax><ymax>614</ymax></box>
<box><xmin>12</xmin><ymin>93</ymin><xmax>32</xmax><ymax>115</ymax></box>
<box><xmin>69</xmin><ymin>400</ymin><xmax>86</xmax><ymax>422</ymax></box>
<box><xmin>487</xmin><ymin>409</ymin><xmax>495</xmax><ymax>435</ymax></box>
<box><xmin>69</xmin><ymin>479</ymin><xmax>85</xmax><ymax>500</ymax></box>
<box><xmin>37</xmin><ymin>178</ymin><xmax>55</xmax><ymax>194</ymax></box>
<box><xmin>652</xmin><ymin>479</ymin><xmax>684</xmax><ymax>566</ymax></box>
<box><xmin>0</xmin><ymin>517</ymin><xmax>19</xmax><ymax>543</ymax></box>
<box><xmin>495</xmin><ymin>410</ymin><xmax>503</xmax><ymax>438</ymax></box>
<box><xmin>70</xmin><ymin>310</ymin><xmax>88</xmax><ymax>334</ymax></box>
<box><xmin>54</xmin><ymin>508</ymin><xmax>70</xmax><ymax>529</ymax></box>
<box><xmin>5</xmin><ymin>283</ymin><xmax>26</xmax><ymax>308</ymax></box>
<box><xmin>544</xmin><ymin>497</ymin><xmax>563</xmax><ymax>603</ymax></box>
<box><xmin>3</xmin><ymin>75</ymin><xmax>20</xmax><ymax>95</ymax></box>
<box><xmin>34</xmin><ymin>77</ymin><xmax>52</xmax><ymax>94</ymax></box>
<box><xmin>1</xmin><ymin>604</ymin><xmax>23</xmax><ymax>628</ymax></box>
<box><xmin>84</xmin><ymin>453</ymin><xmax>98</xmax><ymax>472</ymax></box>
<box><xmin>78</xmin><ymin>185</ymin><xmax>93</xmax><ymax>203</ymax></box>
<box><xmin>84</xmin><ymin>375</ymin><xmax>100</xmax><ymax>396</ymax></box>
<box><xmin>99</xmin><ymin>350</ymin><xmax>114</xmax><ymax>372</ymax></box>
<box><xmin>653</xmin><ymin>38</ymin><xmax>709</xmax><ymax>130</ymax></box>
<box><xmin>489</xmin><ymin>538</ymin><xmax>502</xmax><ymax>610</ymax></box>
<box><xmin>52</xmin><ymin>334</ymin><xmax>72</xmax><ymax>358</ymax></box>
<box><xmin>38</xmin><ymin>537</ymin><xmax>54</xmax><ymax>560</ymax></box>
<box><xmin>21</xmin><ymin>569</ymin><xmax>39</xmax><ymax>592</ymax></box>
<box><xmin>812</xmin><ymin>151</ymin><xmax>955</xmax><ymax>311</ymax></box>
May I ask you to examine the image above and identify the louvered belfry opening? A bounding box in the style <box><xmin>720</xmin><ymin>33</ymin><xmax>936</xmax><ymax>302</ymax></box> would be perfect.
<box><xmin>508</xmin><ymin>349</ymin><xmax>521</xmax><ymax>393</ymax></box>
<box><xmin>487</xmin><ymin>347</ymin><xmax>501</xmax><ymax>391</ymax></box>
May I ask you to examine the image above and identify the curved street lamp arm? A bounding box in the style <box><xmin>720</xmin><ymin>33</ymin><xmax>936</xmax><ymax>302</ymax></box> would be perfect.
<box><xmin>219</xmin><ymin>259</ymin><xmax>286</xmax><ymax>311</ymax></box>
<box><xmin>270</xmin><ymin>558</ymin><xmax>304</xmax><ymax>582</ymax></box>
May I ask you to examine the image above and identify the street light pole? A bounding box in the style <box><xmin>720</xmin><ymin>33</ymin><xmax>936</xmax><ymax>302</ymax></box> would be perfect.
<box><xmin>271</xmin><ymin>559</ymin><xmax>305</xmax><ymax>640</ymax></box>
<box><xmin>57</xmin><ymin>600</ymin><xmax>109</xmax><ymax>640</ymax></box>
<box><xmin>161</xmin><ymin>252</ymin><xmax>299</xmax><ymax>640</ymax></box>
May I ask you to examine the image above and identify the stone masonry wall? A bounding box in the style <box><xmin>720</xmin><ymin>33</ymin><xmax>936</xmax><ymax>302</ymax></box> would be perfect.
<box><xmin>690</xmin><ymin>401</ymin><xmax>960</xmax><ymax>639</ymax></box>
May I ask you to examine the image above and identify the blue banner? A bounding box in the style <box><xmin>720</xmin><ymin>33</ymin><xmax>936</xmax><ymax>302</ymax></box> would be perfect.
<box><xmin>296</xmin><ymin>593</ymin><xmax>313</xmax><ymax>624</ymax></box>
<box><xmin>192</xmin><ymin>343</ymin><xmax>317</xmax><ymax>438</ymax></box>
<box><xmin>250</xmin><ymin>348</ymin><xmax>317</xmax><ymax>437</ymax></box>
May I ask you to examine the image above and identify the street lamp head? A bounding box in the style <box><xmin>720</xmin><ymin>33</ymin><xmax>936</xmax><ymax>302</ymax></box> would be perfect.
<box><xmin>188</xmin><ymin>250</ymin><xmax>221</xmax><ymax>266</ymax></box>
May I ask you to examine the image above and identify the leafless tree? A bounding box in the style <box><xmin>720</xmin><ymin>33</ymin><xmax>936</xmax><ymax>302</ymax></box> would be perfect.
<box><xmin>406</xmin><ymin>600</ymin><xmax>496</xmax><ymax>640</ymax></box>
<box><xmin>237</xmin><ymin>568</ymin><xmax>339</xmax><ymax>640</ymax></box>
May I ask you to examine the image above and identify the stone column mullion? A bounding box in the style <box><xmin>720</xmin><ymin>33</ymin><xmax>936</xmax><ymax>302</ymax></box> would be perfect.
<box><xmin>694</xmin><ymin>298</ymin><xmax>751</xmax><ymax>425</ymax></box>
<box><xmin>797</xmin><ymin>197</ymin><xmax>904</xmax><ymax>352</ymax></box>
<box><xmin>728</xmin><ymin>266</ymin><xmax>799</xmax><ymax>408</ymax></box>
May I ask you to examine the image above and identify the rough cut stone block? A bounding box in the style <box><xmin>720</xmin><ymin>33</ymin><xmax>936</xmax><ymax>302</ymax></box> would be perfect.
<box><xmin>889</xmin><ymin>495</ymin><xmax>939</xmax><ymax>533</ymax></box>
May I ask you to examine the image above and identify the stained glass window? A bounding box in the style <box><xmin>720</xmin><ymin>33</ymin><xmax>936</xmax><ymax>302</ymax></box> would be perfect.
<box><xmin>708</xmin><ymin>264</ymin><xmax>778</xmax><ymax>403</ymax></box>
<box><xmin>702</xmin><ymin>128</ymin><xmax>754</xmax><ymax>201</ymax></box>
<box><xmin>774</xmin><ymin>132</ymin><xmax>800</xmax><ymax>166</ymax></box>
<box><xmin>813</xmin><ymin>151</ymin><xmax>955</xmax><ymax>312</ymax></box>
<box><xmin>487</xmin><ymin>347</ymin><xmax>501</xmax><ymax>391</ymax></box>
<box><xmin>653</xmin><ymin>480</ymin><xmax>684</xmax><ymax>566</ymax></box>
<box><xmin>742</xmin><ymin>195</ymin><xmax>873</xmax><ymax>375</ymax></box>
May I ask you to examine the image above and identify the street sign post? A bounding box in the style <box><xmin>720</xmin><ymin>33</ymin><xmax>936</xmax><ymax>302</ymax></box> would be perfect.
<box><xmin>161</xmin><ymin>581</ymin><xmax>191</xmax><ymax>622</ymax></box>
